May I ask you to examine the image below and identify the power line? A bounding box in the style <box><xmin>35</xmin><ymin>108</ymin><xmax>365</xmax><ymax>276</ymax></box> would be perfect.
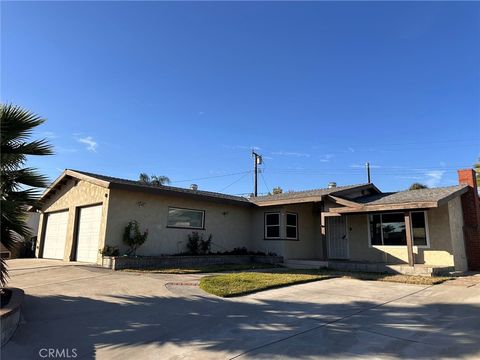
<box><xmin>260</xmin><ymin>171</ymin><xmax>270</xmax><ymax>194</ymax></box>
<box><xmin>171</xmin><ymin>170</ymin><xmax>251</xmax><ymax>184</ymax></box>
<box><xmin>220</xmin><ymin>171</ymin><xmax>252</xmax><ymax>192</ymax></box>
<box><xmin>310</xmin><ymin>138</ymin><xmax>479</xmax><ymax>147</ymax></box>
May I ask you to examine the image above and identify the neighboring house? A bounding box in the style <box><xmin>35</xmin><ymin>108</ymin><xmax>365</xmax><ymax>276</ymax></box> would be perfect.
<box><xmin>1</xmin><ymin>211</ymin><xmax>40</xmax><ymax>259</ymax></box>
<box><xmin>34</xmin><ymin>169</ymin><xmax>480</xmax><ymax>272</ymax></box>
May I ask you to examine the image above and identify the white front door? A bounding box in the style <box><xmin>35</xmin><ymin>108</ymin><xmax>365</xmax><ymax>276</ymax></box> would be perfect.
<box><xmin>43</xmin><ymin>211</ymin><xmax>69</xmax><ymax>260</ymax></box>
<box><xmin>327</xmin><ymin>216</ymin><xmax>349</xmax><ymax>260</ymax></box>
<box><xmin>76</xmin><ymin>205</ymin><xmax>102</xmax><ymax>263</ymax></box>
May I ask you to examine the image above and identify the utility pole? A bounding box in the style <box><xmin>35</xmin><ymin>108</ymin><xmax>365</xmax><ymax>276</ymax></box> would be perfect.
<box><xmin>366</xmin><ymin>162</ymin><xmax>371</xmax><ymax>184</ymax></box>
<box><xmin>252</xmin><ymin>150</ymin><xmax>262</xmax><ymax>197</ymax></box>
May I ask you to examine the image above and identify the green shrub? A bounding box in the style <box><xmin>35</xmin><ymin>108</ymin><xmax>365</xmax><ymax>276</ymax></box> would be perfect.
<box><xmin>99</xmin><ymin>246</ymin><xmax>120</xmax><ymax>256</ymax></box>
<box><xmin>123</xmin><ymin>220</ymin><xmax>148</xmax><ymax>256</ymax></box>
<box><xmin>186</xmin><ymin>232</ymin><xmax>212</xmax><ymax>255</ymax></box>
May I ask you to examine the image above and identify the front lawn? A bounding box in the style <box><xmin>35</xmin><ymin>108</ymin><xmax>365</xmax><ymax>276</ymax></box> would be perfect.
<box><xmin>199</xmin><ymin>271</ymin><xmax>334</xmax><ymax>297</ymax></box>
<box><xmin>199</xmin><ymin>269</ymin><xmax>453</xmax><ymax>297</ymax></box>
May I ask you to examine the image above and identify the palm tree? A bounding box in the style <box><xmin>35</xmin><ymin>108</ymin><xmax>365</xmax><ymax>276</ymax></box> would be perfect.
<box><xmin>409</xmin><ymin>183</ymin><xmax>428</xmax><ymax>190</ymax></box>
<box><xmin>138</xmin><ymin>173</ymin><xmax>170</xmax><ymax>186</ymax></box>
<box><xmin>1</xmin><ymin>104</ymin><xmax>53</xmax><ymax>288</ymax></box>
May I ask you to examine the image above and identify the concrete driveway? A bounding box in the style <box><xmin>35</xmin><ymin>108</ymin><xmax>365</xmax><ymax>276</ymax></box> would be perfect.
<box><xmin>3</xmin><ymin>259</ymin><xmax>480</xmax><ymax>360</ymax></box>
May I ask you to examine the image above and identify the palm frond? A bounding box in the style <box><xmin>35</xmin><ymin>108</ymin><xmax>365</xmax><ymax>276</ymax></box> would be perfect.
<box><xmin>0</xmin><ymin>103</ymin><xmax>53</xmax><ymax>288</ymax></box>
<box><xmin>0</xmin><ymin>104</ymin><xmax>46</xmax><ymax>143</ymax></box>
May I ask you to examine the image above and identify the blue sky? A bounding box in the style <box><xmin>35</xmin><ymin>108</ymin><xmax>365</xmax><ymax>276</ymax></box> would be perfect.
<box><xmin>2</xmin><ymin>1</ymin><xmax>479</xmax><ymax>195</ymax></box>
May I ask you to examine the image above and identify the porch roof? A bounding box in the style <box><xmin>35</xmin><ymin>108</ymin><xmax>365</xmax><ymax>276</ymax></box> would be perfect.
<box><xmin>328</xmin><ymin>185</ymin><xmax>469</xmax><ymax>213</ymax></box>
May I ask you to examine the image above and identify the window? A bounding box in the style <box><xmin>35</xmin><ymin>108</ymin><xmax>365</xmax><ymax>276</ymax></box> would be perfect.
<box><xmin>167</xmin><ymin>207</ymin><xmax>205</xmax><ymax>229</ymax></box>
<box><xmin>265</xmin><ymin>212</ymin><xmax>280</xmax><ymax>239</ymax></box>
<box><xmin>369</xmin><ymin>214</ymin><xmax>382</xmax><ymax>245</ymax></box>
<box><xmin>286</xmin><ymin>213</ymin><xmax>298</xmax><ymax>239</ymax></box>
<box><xmin>381</xmin><ymin>213</ymin><xmax>406</xmax><ymax>245</ymax></box>
<box><xmin>368</xmin><ymin>212</ymin><xmax>428</xmax><ymax>247</ymax></box>
<box><xmin>412</xmin><ymin>212</ymin><xmax>428</xmax><ymax>246</ymax></box>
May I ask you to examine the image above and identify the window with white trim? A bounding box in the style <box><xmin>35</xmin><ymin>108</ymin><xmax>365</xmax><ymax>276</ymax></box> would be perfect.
<box><xmin>265</xmin><ymin>212</ymin><xmax>280</xmax><ymax>239</ymax></box>
<box><xmin>369</xmin><ymin>211</ymin><xmax>428</xmax><ymax>246</ymax></box>
<box><xmin>167</xmin><ymin>207</ymin><xmax>205</xmax><ymax>229</ymax></box>
<box><xmin>286</xmin><ymin>213</ymin><xmax>298</xmax><ymax>239</ymax></box>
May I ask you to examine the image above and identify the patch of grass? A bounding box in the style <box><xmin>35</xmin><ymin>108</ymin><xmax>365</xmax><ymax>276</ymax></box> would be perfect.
<box><xmin>199</xmin><ymin>268</ymin><xmax>453</xmax><ymax>297</ymax></box>
<box><xmin>122</xmin><ymin>262</ymin><xmax>278</xmax><ymax>274</ymax></box>
<box><xmin>324</xmin><ymin>270</ymin><xmax>453</xmax><ymax>285</ymax></box>
<box><xmin>199</xmin><ymin>271</ymin><xmax>334</xmax><ymax>297</ymax></box>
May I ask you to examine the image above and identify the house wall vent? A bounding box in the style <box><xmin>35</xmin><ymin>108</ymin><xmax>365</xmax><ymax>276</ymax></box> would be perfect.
<box><xmin>190</xmin><ymin>184</ymin><xmax>198</xmax><ymax>191</ymax></box>
<box><xmin>328</xmin><ymin>182</ymin><xmax>337</xmax><ymax>189</ymax></box>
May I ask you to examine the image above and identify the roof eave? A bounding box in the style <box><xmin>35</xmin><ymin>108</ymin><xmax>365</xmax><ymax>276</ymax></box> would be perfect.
<box><xmin>330</xmin><ymin>201</ymin><xmax>439</xmax><ymax>214</ymax></box>
<box><xmin>250</xmin><ymin>196</ymin><xmax>324</xmax><ymax>207</ymax></box>
<box><xmin>436</xmin><ymin>185</ymin><xmax>469</xmax><ymax>207</ymax></box>
<box><xmin>109</xmin><ymin>182</ymin><xmax>253</xmax><ymax>207</ymax></box>
<box><xmin>37</xmin><ymin>169</ymin><xmax>111</xmax><ymax>205</ymax></box>
<box><xmin>332</xmin><ymin>183</ymin><xmax>381</xmax><ymax>196</ymax></box>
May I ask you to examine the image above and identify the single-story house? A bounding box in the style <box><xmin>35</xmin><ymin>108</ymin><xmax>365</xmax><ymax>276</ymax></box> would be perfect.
<box><xmin>34</xmin><ymin>168</ymin><xmax>480</xmax><ymax>272</ymax></box>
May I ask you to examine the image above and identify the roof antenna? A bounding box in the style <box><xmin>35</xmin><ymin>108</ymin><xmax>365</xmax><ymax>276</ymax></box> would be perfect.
<box><xmin>366</xmin><ymin>162</ymin><xmax>371</xmax><ymax>184</ymax></box>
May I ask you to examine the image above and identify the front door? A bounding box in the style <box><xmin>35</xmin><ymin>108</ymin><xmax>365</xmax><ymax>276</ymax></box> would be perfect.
<box><xmin>327</xmin><ymin>216</ymin><xmax>349</xmax><ymax>260</ymax></box>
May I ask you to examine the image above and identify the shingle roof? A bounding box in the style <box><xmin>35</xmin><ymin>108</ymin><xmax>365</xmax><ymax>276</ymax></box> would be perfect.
<box><xmin>351</xmin><ymin>185</ymin><xmax>467</xmax><ymax>206</ymax></box>
<box><xmin>69</xmin><ymin>170</ymin><xmax>252</xmax><ymax>205</ymax></box>
<box><xmin>249</xmin><ymin>184</ymin><xmax>372</xmax><ymax>203</ymax></box>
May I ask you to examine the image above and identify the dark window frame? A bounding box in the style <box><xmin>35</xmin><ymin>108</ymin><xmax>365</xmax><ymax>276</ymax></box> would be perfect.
<box><xmin>167</xmin><ymin>207</ymin><xmax>205</xmax><ymax>230</ymax></box>
<box><xmin>264</xmin><ymin>212</ymin><xmax>281</xmax><ymax>239</ymax></box>
<box><xmin>368</xmin><ymin>211</ymin><xmax>429</xmax><ymax>248</ymax></box>
<box><xmin>285</xmin><ymin>212</ymin><xmax>298</xmax><ymax>240</ymax></box>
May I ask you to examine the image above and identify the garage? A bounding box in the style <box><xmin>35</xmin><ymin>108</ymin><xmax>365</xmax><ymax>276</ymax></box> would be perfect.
<box><xmin>75</xmin><ymin>204</ymin><xmax>103</xmax><ymax>263</ymax></box>
<box><xmin>42</xmin><ymin>211</ymin><xmax>69</xmax><ymax>260</ymax></box>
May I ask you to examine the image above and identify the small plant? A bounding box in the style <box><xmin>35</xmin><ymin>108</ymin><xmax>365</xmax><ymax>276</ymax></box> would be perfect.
<box><xmin>186</xmin><ymin>232</ymin><xmax>200</xmax><ymax>254</ymax></box>
<box><xmin>99</xmin><ymin>246</ymin><xmax>120</xmax><ymax>256</ymax></box>
<box><xmin>123</xmin><ymin>220</ymin><xmax>148</xmax><ymax>256</ymax></box>
<box><xmin>186</xmin><ymin>232</ymin><xmax>212</xmax><ymax>255</ymax></box>
<box><xmin>200</xmin><ymin>234</ymin><xmax>212</xmax><ymax>254</ymax></box>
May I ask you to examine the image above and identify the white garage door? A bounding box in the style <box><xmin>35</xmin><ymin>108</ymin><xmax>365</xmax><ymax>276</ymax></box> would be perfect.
<box><xmin>43</xmin><ymin>211</ymin><xmax>69</xmax><ymax>260</ymax></box>
<box><xmin>76</xmin><ymin>205</ymin><xmax>103</xmax><ymax>263</ymax></box>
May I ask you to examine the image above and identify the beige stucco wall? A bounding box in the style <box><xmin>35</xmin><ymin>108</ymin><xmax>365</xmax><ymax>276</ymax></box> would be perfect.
<box><xmin>345</xmin><ymin>203</ymin><xmax>462</xmax><ymax>267</ymax></box>
<box><xmin>448</xmin><ymin>197</ymin><xmax>468</xmax><ymax>271</ymax></box>
<box><xmin>36</xmin><ymin>178</ymin><xmax>110</xmax><ymax>263</ymax></box>
<box><xmin>104</xmin><ymin>189</ymin><xmax>253</xmax><ymax>255</ymax></box>
<box><xmin>250</xmin><ymin>202</ymin><xmax>323</xmax><ymax>259</ymax></box>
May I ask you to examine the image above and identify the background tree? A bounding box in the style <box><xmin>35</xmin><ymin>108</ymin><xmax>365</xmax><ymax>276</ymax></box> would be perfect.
<box><xmin>272</xmin><ymin>186</ymin><xmax>283</xmax><ymax>194</ymax></box>
<box><xmin>138</xmin><ymin>173</ymin><xmax>170</xmax><ymax>186</ymax></box>
<box><xmin>1</xmin><ymin>104</ymin><xmax>53</xmax><ymax>288</ymax></box>
<box><xmin>474</xmin><ymin>159</ymin><xmax>480</xmax><ymax>187</ymax></box>
<box><xmin>409</xmin><ymin>183</ymin><xmax>428</xmax><ymax>190</ymax></box>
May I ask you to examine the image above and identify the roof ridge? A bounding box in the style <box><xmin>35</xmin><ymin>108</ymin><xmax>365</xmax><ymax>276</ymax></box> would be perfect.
<box><xmin>253</xmin><ymin>183</ymin><xmax>369</xmax><ymax>198</ymax></box>
<box><xmin>68</xmin><ymin>169</ymin><xmax>250</xmax><ymax>202</ymax></box>
<box><xmin>392</xmin><ymin>184</ymin><xmax>466</xmax><ymax>194</ymax></box>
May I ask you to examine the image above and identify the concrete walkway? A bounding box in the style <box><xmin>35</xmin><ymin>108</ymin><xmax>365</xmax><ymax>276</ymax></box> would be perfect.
<box><xmin>2</xmin><ymin>259</ymin><xmax>480</xmax><ymax>359</ymax></box>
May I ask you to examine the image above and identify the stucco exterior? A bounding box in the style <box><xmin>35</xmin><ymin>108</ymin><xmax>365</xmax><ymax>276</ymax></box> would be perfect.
<box><xmin>250</xmin><ymin>203</ymin><xmax>323</xmax><ymax>260</ymax></box>
<box><xmin>343</xmin><ymin>201</ymin><xmax>467</xmax><ymax>270</ymax></box>
<box><xmin>104</xmin><ymin>188</ymin><xmax>253</xmax><ymax>256</ymax></box>
<box><xmin>448</xmin><ymin>197</ymin><xmax>468</xmax><ymax>271</ymax></box>
<box><xmin>35</xmin><ymin>170</ymin><xmax>471</xmax><ymax>271</ymax></box>
<box><xmin>36</xmin><ymin>178</ymin><xmax>110</xmax><ymax>263</ymax></box>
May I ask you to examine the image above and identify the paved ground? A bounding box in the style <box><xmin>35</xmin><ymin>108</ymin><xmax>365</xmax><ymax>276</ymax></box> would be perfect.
<box><xmin>3</xmin><ymin>259</ymin><xmax>480</xmax><ymax>360</ymax></box>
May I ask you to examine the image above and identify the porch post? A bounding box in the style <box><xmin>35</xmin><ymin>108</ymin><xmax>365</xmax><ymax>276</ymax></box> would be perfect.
<box><xmin>320</xmin><ymin>212</ymin><xmax>328</xmax><ymax>260</ymax></box>
<box><xmin>404</xmin><ymin>211</ymin><xmax>414</xmax><ymax>266</ymax></box>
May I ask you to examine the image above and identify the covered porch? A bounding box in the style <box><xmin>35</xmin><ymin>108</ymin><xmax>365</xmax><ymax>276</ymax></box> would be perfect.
<box><xmin>316</xmin><ymin>187</ymin><xmax>469</xmax><ymax>274</ymax></box>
